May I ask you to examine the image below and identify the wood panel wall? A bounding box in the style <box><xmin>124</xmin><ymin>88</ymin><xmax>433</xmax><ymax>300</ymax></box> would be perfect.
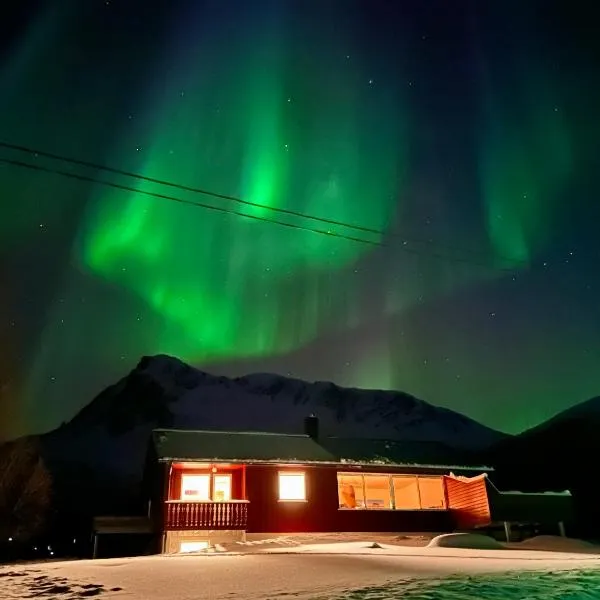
<box><xmin>443</xmin><ymin>475</ymin><xmax>491</xmax><ymax>529</ymax></box>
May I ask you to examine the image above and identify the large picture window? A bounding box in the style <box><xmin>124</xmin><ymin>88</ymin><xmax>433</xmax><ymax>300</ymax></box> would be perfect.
<box><xmin>337</xmin><ymin>472</ymin><xmax>446</xmax><ymax>511</ymax></box>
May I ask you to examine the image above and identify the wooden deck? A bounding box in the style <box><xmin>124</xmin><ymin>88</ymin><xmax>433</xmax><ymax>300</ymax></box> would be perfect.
<box><xmin>164</xmin><ymin>500</ymin><xmax>249</xmax><ymax>530</ymax></box>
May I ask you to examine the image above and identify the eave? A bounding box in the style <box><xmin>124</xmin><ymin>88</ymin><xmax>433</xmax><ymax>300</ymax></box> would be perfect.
<box><xmin>158</xmin><ymin>456</ymin><xmax>494</xmax><ymax>472</ymax></box>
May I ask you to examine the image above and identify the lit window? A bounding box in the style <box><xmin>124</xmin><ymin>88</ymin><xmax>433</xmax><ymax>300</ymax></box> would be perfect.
<box><xmin>337</xmin><ymin>473</ymin><xmax>366</xmax><ymax>509</ymax></box>
<box><xmin>392</xmin><ymin>476</ymin><xmax>421</xmax><ymax>509</ymax></box>
<box><xmin>336</xmin><ymin>472</ymin><xmax>446</xmax><ymax>511</ymax></box>
<box><xmin>213</xmin><ymin>475</ymin><xmax>232</xmax><ymax>501</ymax></box>
<box><xmin>179</xmin><ymin>541</ymin><xmax>209</xmax><ymax>553</ymax></box>
<box><xmin>364</xmin><ymin>475</ymin><xmax>392</xmax><ymax>509</ymax></box>
<box><xmin>181</xmin><ymin>474</ymin><xmax>210</xmax><ymax>501</ymax></box>
<box><xmin>417</xmin><ymin>476</ymin><xmax>446</xmax><ymax>509</ymax></box>
<box><xmin>278</xmin><ymin>472</ymin><xmax>306</xmax><ymax>501</ymax></box>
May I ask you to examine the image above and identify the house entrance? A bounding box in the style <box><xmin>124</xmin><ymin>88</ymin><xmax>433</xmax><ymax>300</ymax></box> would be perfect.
<box><xmin>181</xmin><ymin>473</ymin><xmax>232</xmax><ymax>501</ymax></box>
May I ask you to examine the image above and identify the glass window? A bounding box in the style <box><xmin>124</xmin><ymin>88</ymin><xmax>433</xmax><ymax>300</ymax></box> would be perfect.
<box><xmin>364</xmin><ymin>475</ymin><xmax>392</xmax><ymax>509</ymax></box>
<box><xmin>417</xmin><ymin>476</ymin><xmax>446</xmax><ymax>509</ymax></box>
<box><xmin>181</xmin><ymin>474</ymin><xmax>210</xmax><ymax>500</ymax></box>
<box><xmin>337</xmin><ymin>473</ymin><xmax>366</xmax><ymax>509</ymax></box>
<box><xmin>213</xmin><ymin>474</ymin><xmax>232</xmax><ymax>501</ymax></box>
<box><xmin>392</xmin><ymin>476</ymin><xmax>421</xmax><ymax>509</ymax></box>
<box><xmin>179</xmin><ymin>541</ymin><xmax>209</xmax><ymax>553</ymax></box>
<box><xmin>336</xmin><ymin>472</ymin><xmax>446</xmax><ymax>511</ymax></box>
<box><xmin>278</xmin><ymin>472</ymin><xmax>306</xmax><ymax>501</ymax></box>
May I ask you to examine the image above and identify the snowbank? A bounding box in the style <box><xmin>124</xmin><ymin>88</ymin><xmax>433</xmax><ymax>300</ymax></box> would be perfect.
<box><xmin>2</xmin><ymin>546</ymin><xmax>600</xmax><ymax>600</ymax></box>
<box><xmin>427</xmin><ymin>533</ymin><xmax>504</xmax><ymax>550</ymax></box>
<box><xmin>518</xmin><ymin>535</ymin><xmax>597</xmax><ymax>551</ymax></box>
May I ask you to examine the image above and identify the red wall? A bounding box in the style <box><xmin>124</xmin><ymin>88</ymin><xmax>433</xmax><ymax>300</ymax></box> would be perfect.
<box><xmin>244</xmin><ymin>465</ymin><xmax>453</xmax><ymax>533</ymax></box>
<box><xmin>443</xmin><ymin>475</ymin><xmax>491</xmax><ymax>529</ymax></box>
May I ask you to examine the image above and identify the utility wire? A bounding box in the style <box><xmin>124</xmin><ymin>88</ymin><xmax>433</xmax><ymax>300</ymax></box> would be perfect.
<box><xmin>0</xmin><ymin>154</ymin><xmax>515</xmax><ymax>271</ymax></box>
<box><xmin>0</xmin><ymin>156</ymin><xmax>381</xmax><ymax>248</ymax></box>
<box><xmin>0</xmin><ymin>140</ymin><xmax>526</xmax><ymax>268</ymax></box>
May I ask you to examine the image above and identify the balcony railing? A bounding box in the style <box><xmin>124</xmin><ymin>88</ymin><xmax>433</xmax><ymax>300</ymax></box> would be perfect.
<box><xmin>165</xmin><ymin>501</ymin><xmax>249</xmax><ymax>530</ymax></box>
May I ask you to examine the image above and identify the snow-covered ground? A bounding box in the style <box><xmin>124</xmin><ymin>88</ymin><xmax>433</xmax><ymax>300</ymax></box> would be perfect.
<box><xmin>2</xmin><ymin>539</ymin><xmax>600</xmax><ymax>599</ymax></box>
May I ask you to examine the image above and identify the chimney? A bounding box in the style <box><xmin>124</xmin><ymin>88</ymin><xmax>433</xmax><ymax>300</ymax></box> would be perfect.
<box><xmin>304</xmin><ymin>414</ymin><xmax>319</xmax><ymax>440</ymax></box>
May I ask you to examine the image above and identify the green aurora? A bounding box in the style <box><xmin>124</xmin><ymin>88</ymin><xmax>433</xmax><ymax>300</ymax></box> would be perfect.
<box><xmin>79</xmin><ymin>7</ymin><xmax>409</xmax><ymax>362</ymax></box>
<box><xmin>0</xmin><ymin>0</ymin><xmax>598</xmax><ymax>439</ymax></box>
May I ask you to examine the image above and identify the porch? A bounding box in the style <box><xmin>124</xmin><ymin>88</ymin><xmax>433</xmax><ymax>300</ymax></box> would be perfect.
<box><xmin>165</xmin><ymin>500</ymin><xmax>249</xmax><ymax>530</ymax></box>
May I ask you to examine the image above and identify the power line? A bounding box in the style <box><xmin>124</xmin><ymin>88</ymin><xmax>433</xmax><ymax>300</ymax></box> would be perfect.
<box><xmin>0</xmin><ymin>155</ymin><xmax>515</xmax><ymax>272</ymax></box>
<box><xmin>0</xmin><ymin>154</ymin><xmax>515</xmax><ymax>271</ymax></box>
<box><xmin>0</xmin><ymin>140</ymin><xmax>525</xmax><ymax>268</ymax></box>
<box><xmin>0</xmin><ymin>156</ymin><xmax>380</xmax><ymax>247</ymax></box>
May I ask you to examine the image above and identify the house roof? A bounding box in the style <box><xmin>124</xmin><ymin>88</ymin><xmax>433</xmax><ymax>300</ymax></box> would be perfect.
<box><xmin>485</xmin><ymin>479</ymin><xmax>573</xmax><ymax>522</ymax></box>
<box><xmin>153</xmin><ymin>429</ymin><xmax>337</xmax><ymax>464</ymax></box>
<box><xmin>152</xmin><ymin>428</ymin><xmax>492</xmax><ymax>472</ymax></box>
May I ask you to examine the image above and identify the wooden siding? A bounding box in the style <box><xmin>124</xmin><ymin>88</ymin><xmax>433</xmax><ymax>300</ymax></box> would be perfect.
<box><xmin>162</xmin><ymin>462</ymin><xmax>458</xmax><ymax>534</ymax></box>
<box><xmin>443</xmin><ymin>475</ymin><xmax>491</xmax><ymax>529</ymax></box>
<box><xmin>244</xmin><ymin>464</ymin><xmax>452</xmax><ymax>533</ymax></box>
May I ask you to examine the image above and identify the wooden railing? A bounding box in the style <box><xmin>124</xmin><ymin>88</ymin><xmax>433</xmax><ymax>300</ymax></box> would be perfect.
<box><xmin>164</xmin><ymin>501</ymin><xmax>249</xmax><ymax>530</ymax></box>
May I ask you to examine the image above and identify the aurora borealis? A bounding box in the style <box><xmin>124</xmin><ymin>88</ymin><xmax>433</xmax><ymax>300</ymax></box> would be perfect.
<box><xmin>1</xmin><ymin>0</ymin><xmax>599</xmax><ymax>440</ymax></box>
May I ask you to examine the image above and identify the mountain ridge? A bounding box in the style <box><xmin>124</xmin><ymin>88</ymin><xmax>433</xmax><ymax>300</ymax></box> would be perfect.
<box><xmin>3</xmin><ymin>353</ymin><xmax>600</xmax><ymax>540</ymax></box>
<box><xmin>33</xmin><ymin>353</ymin><xmax>506</xmax><ymax>518</ymax></box>
<box><xmin>64</xmin><ymin>354</ymin><xmax>505</xmax><ymax>449</ymax></box>
<box><xmin>2</xmin><ymin>353</ymin><xmax>508</xmax><ymax>540</ymax></box>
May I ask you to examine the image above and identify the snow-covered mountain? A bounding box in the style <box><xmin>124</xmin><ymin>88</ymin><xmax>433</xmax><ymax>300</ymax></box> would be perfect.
<box><xmin>14</xmin><ymin>355</ymin><xmax>504</xmax><ymax>520</ymax></box>
<box><xmin>64</xmin><ymin>353</ymin><xmax>503</xmax><ymax>446</ymax></box>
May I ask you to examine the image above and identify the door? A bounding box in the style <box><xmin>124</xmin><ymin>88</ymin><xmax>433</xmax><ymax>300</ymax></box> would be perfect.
<box><xmin>213</xmin><ymin>474</ymin><xmax>232</xmax><ymax>501</ymax></box>
<box><xmin>179</xmin><ymin>472</ymin><xmax>234</xmax><ymax>501</ymax></box>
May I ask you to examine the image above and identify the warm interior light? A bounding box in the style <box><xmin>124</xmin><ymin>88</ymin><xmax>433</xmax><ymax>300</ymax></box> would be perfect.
<box><xmin>278</xmin><ymin>472</ymin><xmax>306</xmax><ymax>501</ymax></box>
<box><xmin>180</xmin><ymin>474</ymin><xmax>210</xmax><ymax>500</ymax></box>
<box><xmin>213</xmin><ymin>475</ymin><xmax>232</xmax><ymax>501</ymax></box>
<box><xmin>179</xmin><ymin>541</ymin><xmax>209</xmax><ymax>553</ymax></box>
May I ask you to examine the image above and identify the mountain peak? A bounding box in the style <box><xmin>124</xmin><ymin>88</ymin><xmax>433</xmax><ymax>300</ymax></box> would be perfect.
<box><xmin>64</xmin><ymin>354</ymin><xmax>503</xmax><ymax>452</ymax></box>
<box><xmin>30</xmin><ymin>355</ymin><xmax>506</xmax><ymax>519</ymax></box>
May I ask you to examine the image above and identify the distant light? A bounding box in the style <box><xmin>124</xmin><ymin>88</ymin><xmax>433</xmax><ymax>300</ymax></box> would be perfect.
<box><xmin>8</xmin><ymin>537</ymin><xmax>12</xmax><ymax>542</ymax></box>
<box><xmin>50</xmin><ymin>551</ymin><xmax>54</xmax><ymax>556</ymax></box>
<box><xmin>73</xmin><ymin>538</ymin><xmax>77</xmax><ymax>544</ymax></box>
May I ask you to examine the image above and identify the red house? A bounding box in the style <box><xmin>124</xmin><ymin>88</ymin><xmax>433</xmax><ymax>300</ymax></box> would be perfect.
<box><xmin>145</xmin><ymin>416</ymin><xmax>516</xmax><ymax>553</ymax></box>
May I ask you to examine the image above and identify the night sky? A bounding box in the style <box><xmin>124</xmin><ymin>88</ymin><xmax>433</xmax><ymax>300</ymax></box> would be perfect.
<box><xmin>1</xmin><ymin>0</ymin><xmax>599</xmax><ymax>440</ymax></box>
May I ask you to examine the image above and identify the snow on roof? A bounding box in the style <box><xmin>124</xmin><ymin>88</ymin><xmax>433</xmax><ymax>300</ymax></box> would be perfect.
<box><xmin>486</xmin><ymin>478</ymin><xmax>572</xmax><ymax>497</ymax></box>
<box><xmin>153</xmin><ymin>429</ymin><xmax>336</xmax><ymax>463</ymax></box>
<box><xmin>499</xmin><ymin>490</ymin><xmax>572</xmax><ymax>497</ymax></box>
<box><xmin>152</xmin><ymin>428</ymin><xmax>492</xmax><ymax>471</ymax></box>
